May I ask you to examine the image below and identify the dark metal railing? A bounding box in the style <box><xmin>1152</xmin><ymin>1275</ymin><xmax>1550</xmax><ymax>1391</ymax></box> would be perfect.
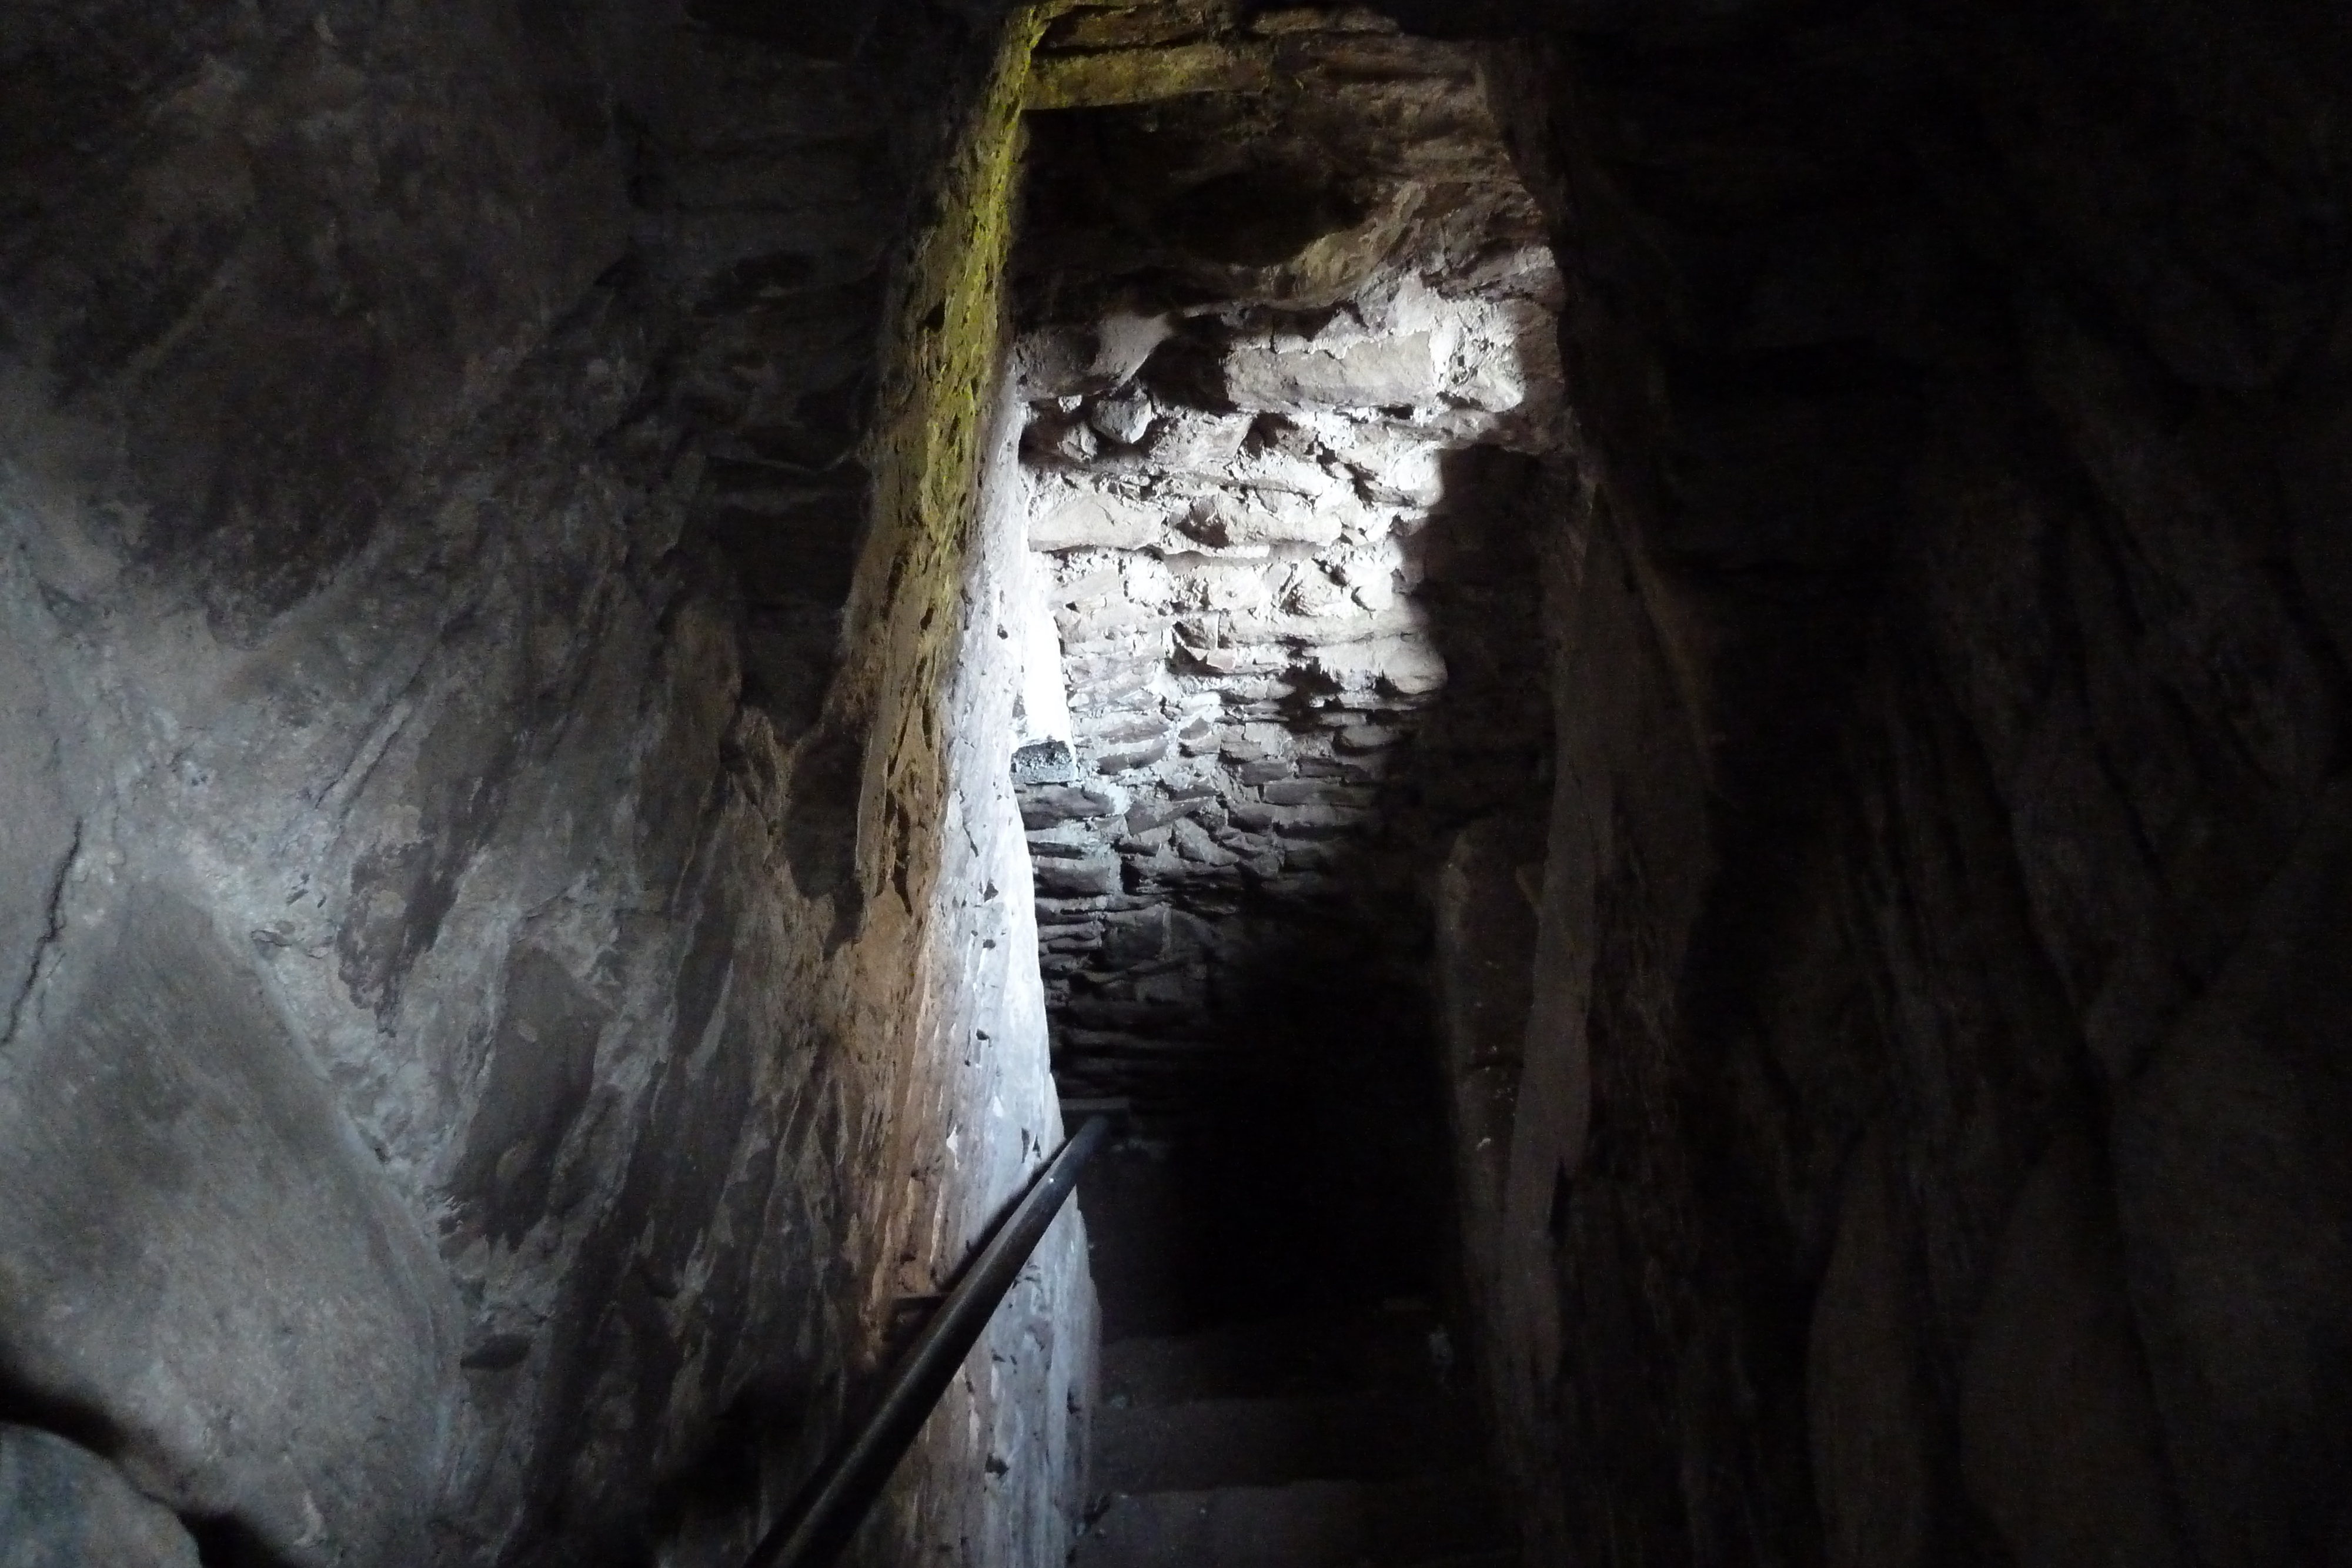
<box><xmin>743</xmin><ymin>1114</ymin><xmax>1111</xmax><ymax>1568</ymax></box>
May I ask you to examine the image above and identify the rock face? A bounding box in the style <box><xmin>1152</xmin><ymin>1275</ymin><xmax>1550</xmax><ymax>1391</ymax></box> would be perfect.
<box><xmin>1414</xmin><ymin>5</ymin><xmax>2352</xmax><ymax>1568</ymax></box>
<box><xmin>0</xmin><ymin>1427</ymin><xmax>201</xmax><ymax>1568</ymax></box>
<box><xmin>1008</xmin><ymin>16</ymin><xmax>1565</xmax><ymax>1128</ymax></box>
<box><xmin>0</xmin><ymin>4</ymin><xmax>1089</xmax><ymax>1566</ymax></box>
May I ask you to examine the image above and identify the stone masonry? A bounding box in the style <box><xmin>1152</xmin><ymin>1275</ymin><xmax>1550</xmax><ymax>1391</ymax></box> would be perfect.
<box><xmin>1005</xmin><ymin>12</ymin><xmax>1567</xmax><ymax>1111</ymax></box>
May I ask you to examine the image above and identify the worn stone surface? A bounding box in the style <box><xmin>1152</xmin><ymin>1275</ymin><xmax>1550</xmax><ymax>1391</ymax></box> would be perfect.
<box><xmin>0</xmin><ymin>4</ymin><xmax>1090</xmax><ymax>1565</ymax></box>
<box><xmin>2111</xmin><ymin>780</ymin><xmax>2352</xmax><ymax>1568</ymax></box>
<box><xmin>1961</xmin><ymin>1130</ymin><xmax>2190</xmax><ymax>1568</ymax></box>
<box><xmin>0</xmin><ymin>887</ymin><xmax>455</xmax><ymax>1560</ymax></box>
<box><xmin>0</xmin><ymin>1427</ymin><xmax>200</xmax><ymax>1568</ymax></box>
<box><xmin>1808</xmin><ymin>1132</ymin><xmax>1935</xmax><ymax>1568</ymax></box>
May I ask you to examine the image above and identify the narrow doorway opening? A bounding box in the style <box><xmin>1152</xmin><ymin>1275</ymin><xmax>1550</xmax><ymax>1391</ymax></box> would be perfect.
<box><xmin>1001</xmin><ymin>13</ymin><xmax>1569</xmax><ymax>1562</ymax></box>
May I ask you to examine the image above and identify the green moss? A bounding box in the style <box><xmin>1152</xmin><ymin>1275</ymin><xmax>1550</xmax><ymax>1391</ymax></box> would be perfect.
<box><xmin>839</xmin><ymin>0</ymin><xmax>1061</xmax><ymax>906</ymax></box>
<box><xmin>847</xmin><ymin>2</ymin><xmax>1285</xmax><ymax>815</ymax></box>
<box><xmin>860</xmin><ymin>4</ymin><xmax>1051</xmax><ymax>655</ymax></box>
<box><xmin>1026</xmin><ymin>41</ymin><xmax>1272</xmax><ymax>110</ymax></box>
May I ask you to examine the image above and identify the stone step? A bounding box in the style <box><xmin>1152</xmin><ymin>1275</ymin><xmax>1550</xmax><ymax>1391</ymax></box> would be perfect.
<box><xmin>1072</xmin><ymin>1472</ymin><xmax>1513</xmax><ymax>1568</ymax></box>
<box><xmin>1095</xmin><ymin>1390</ymin><xmax>1482</xmax><ymax>1493</ymax></box>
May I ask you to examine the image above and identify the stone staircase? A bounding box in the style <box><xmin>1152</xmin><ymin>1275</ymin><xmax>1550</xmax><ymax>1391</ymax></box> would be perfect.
<box><xmin>1073</xmin><ymin>1309</ymin><xmax>1519</xmax><ymax>1568</ymax></box>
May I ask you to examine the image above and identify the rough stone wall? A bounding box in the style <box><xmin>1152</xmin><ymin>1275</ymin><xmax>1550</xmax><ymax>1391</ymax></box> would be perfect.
<box><xmin>817</xmin><ymin>10</ymin><xmax>1097</xmax><ymax>1562</ymax></box>
<box><xmin>1005</xmin><ymin>15</ymin><xmax>1567</xmax><ymax>1135</ymax></box>
<box><xmin>0</xmin><ymin>3</ymin><xmax>1090</xmax><ymax>1565</ymax></box>
<box><xmin>1425</xmin><ymin>5</ymin><xmax>2352</xmax><ymax>1567</ymax></box>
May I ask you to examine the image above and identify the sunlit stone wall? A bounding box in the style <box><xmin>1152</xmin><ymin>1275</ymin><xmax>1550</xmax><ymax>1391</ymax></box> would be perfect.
<box><xmin>1005</xmin><ymin>17</ymin><xmax>1568</xmax><ymax>1111</ymax></box>
<box><xmin>0</xmin><ymin>4</ymin><xmax>1089</xmax><ymax>1563</ymax></box>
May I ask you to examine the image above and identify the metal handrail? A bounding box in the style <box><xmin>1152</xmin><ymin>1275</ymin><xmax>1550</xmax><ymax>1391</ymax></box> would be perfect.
<box><xmin>744</xmin><ymin>1114</ymin><xmax>1112</xmax><ymax>1568</ymax></box>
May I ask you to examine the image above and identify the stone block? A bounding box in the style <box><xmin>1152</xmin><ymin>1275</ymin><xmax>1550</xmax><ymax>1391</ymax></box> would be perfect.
<box><xmin>1015</xmin><ymin>313</ymin><xmax>1176</xmax><ymax>398</ymax></box>
<box><xmin>1122</xmin><ymin>847</ymin><xmax>1188</xmax><ymax>883</ymax></box>
<box><xmin>1097</xmin><ymin>736</ymin><xmax>1172</xmax><ymax>774</ymax></box>
<box><xmin>1171</xmin><ymin>817</ymin><xmax>1240</xmax><ymax>866</ymax></box>
<box><xmin>1030</xmin><ymin>484</ymin><xmax>1165</xmax><ymax>550</ymax></box>
<box><xmin>1121</xmin><ymin>798</ymin><xmax>1191</xmax><ymax>835</ymax></box>
<box><xmin>0</xmin><ymin>1427</ymin><xmax>200</xmax><ymax>1567</ymax></box>
<box><xmin>1250</xmin><ymin>6</ymin><xmax>1401</xmax><ymax>34</ymax></box>
<box><xmin>1331</xmin><ymin>429</ymin><xmax>1445</xmax><ymax>507</ymax></box>
<box><xmin>1026</xmin><ymin>41</ymin><xmax>1274</xmax><ymax>112</ymax></box>
<box><xmin>1230</xmin><ymin>444</ymin><xmax>1347</xmax><ymax>503</ymax></box>
<box><xmin>1059</xmin><ymin>600</ymin><xmax>1175</xmax><ymax>644</ymax></box>
<box><xmin>1065</xmin><ymin>651</ymin><xmax>1164</xmax><ymax>702</ymax></box>
<box><xmin>1012</xmin><ymin>738</ymin><xmax>1080</xmax><ymax>785</ymax></box>
<box><xmin>1261</xmin><ymin>778</ymin><xmax>1373</xmax><ymax>807</ymax></box>
<box><xmin>1028</xmin><ymin>830</ymin><xmax>1107</xmax><ymax>860</ymax></box>
<box><xmin>1080</xmin><ymin>712</ymin><xmax>1168</xmax><ymax>747</ymax></box>
<box><xmin>1036</xmin><ymin>895</ymin><xmax>1125</xmax><ymax>920</ymax></box>
<box><xmin>1021</xmin><ymin>781</ymin><xmax>1128</xmax><ymax>825</ymax></box>
<box><xmin>1088</xmin><ymin>390</ymin><xmax>1157</xmax><ymax>447</ymax></box>
<box><xmin>1228</xmin><ymin>803</ymin><xmax>1371</xmax><ymax>839</ymax></box>
<box><xmin>1227</xmin><ymin>332</ymin><xmax>1444</xmax><ymax>410</ymax></box>
<box><xmin>1144</xmin><ymin>408</ymin><xmax>1254</xmax><ymax>473</ymax></box>
<box><xmin>1224</xmin><ymin>601</ymin><xmax>1428</xmax><ymax>649</ymax></box>
<box><xmin>1117</xmin><ymin>827</ymin><xmax>1177</xmax><ymax>856</ymax></box>
<box><xmin>1061</xmin><ymin>993</ymin><xmax>1187</xmax><ymax>1031</ymax></box>
<box><xmin>1034</xmin><ymin>849</ymin><xmax>1125</xmax><ymax>898</ymax></box>
<box><xmin>1178</xmin><ymin>639</ymin><xmax>1293</xmax><ymax>678</ymax></box>
<box><xmin>1180</xmin><ymin>493</ymin><xmax>1345</xmax><ymax>549</ymax></box>
<box><xmin>1310</xmin><ymin>634</ymin><xmax>1448</xmax><ymax>697</ymax></box>
<box><xmin>1044</xmin><ymin>0</ymin><xmax>1228</xmax><ymax>49</ymax></box>
<box><xmin>1298</xmin><ymin>756</ymin><xmax>1384</xmax><ymax>781</ymax></box>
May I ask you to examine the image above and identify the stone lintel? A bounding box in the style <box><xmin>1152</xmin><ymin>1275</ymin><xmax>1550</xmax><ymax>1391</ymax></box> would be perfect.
<box><xmin>1027</xmin><ymin>41</ymin><xmax>1274</xmax><ymax>111</ymax></box>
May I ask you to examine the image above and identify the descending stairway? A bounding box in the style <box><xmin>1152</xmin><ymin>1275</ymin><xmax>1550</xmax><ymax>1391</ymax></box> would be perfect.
<box><xmin>1070</xmin><ymin>1131</ymin><xmax>1519</xmax><ymax>1568</ymax></box>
